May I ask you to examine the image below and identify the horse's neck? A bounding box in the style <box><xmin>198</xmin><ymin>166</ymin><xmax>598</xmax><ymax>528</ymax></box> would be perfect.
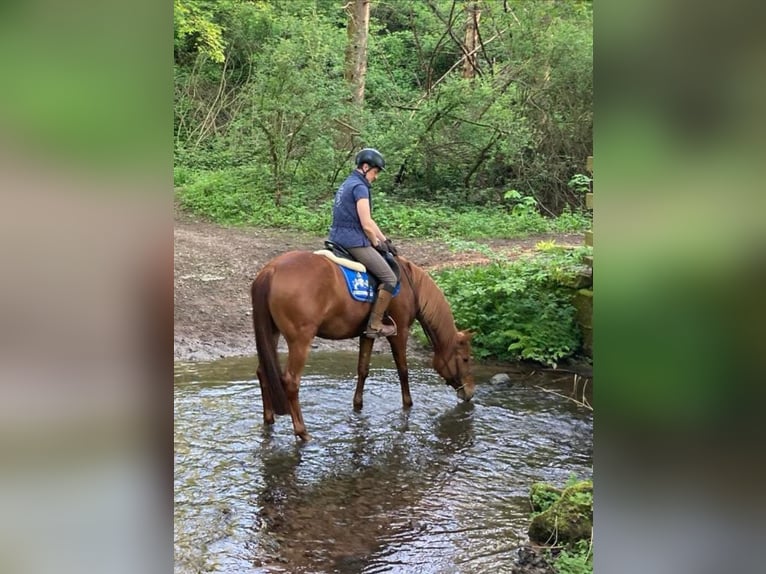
<box><xmin>411</xmin><ymin>264</ymin><xmax>458</xmax><ymax>351</ymax></box>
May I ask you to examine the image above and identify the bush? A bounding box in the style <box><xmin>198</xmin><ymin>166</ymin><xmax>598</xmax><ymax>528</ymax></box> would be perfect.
<box><xmin>433</xmin><ymin>249</ymin><xmax>588</xmax><ymax>365</ymax></box>
<box><xmin>176</xmin><ymin>169</ymin><xmax>257</xmax><ymax>224</ymax></box>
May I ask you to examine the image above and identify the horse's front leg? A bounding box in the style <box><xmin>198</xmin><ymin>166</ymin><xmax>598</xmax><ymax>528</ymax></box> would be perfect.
<box><xmin>389</xmin><ymin>329</ymin><xmax>413</xmax><ymax>409</ymax></box>
<box><xmin>353</xmin><ymin>335</ymin><xmax>374</xmax><ymax>411</ymax></box>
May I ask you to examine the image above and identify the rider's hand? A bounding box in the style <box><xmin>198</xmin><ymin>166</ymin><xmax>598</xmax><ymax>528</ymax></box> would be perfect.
<box><xmin>384</xmin><ymin>239</ymin><xmax>398</xmax><ymax>256</ymax></box>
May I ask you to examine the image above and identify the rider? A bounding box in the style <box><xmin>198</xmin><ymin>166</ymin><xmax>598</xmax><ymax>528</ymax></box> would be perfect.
<box><xmin>328</xmin><ymin>148</ymin><xmax>398</xmax><ymax>338</ymax></box>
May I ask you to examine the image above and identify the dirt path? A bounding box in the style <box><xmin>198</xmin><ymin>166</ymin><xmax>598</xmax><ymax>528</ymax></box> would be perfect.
<box><xmin>173</xmin><ymin>208</ymin><xmax>583</xmax><ymax>362</ymax></box>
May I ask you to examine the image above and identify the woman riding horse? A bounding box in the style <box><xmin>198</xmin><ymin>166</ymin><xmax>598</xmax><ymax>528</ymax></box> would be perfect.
<box><xmin>328</xmin><ymin>148</ymin><xmax>398</xmax><ymax>338</ymax></box>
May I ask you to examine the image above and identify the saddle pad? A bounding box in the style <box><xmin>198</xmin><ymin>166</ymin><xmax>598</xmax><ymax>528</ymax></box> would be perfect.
<box><xmin>314</xmin><ymin>249</ymin><xmax>366</xmax><ymax>272</ymax></box>
<box><xmin>339</xmin><ymin>267</ymin><xmax>402</xmax><ymax>302</ymax></box>
<box><xmin>341</xmin><ymin>267</ymin><xmax>376</xmax><ymax>302</ymax></box>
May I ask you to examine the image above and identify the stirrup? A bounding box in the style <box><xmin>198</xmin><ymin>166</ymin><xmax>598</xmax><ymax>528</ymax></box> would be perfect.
<box><xmin>364</xmin><ymin>319</ymin><xmax>397</xmax><ymax>339</ymax></box>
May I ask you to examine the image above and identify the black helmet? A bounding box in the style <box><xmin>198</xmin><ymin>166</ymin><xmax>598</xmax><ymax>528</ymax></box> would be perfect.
<box><xmin>355</xmin><ymin>148</ymin><xmax>385</xmax><ymax>171</ymax></box>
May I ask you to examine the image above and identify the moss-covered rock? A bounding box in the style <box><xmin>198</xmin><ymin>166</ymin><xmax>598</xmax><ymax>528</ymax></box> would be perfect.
<box><xmin>528</xmin><ymin>480</ymin><xmax>592</xmax><ymax>546</ymax></box>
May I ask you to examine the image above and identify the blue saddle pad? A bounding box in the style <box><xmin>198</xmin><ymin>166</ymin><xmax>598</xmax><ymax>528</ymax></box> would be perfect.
<box><xmin>339</xmin><ymin>266</ymin><xmax>400</xmax><ymax>302</ymax></box>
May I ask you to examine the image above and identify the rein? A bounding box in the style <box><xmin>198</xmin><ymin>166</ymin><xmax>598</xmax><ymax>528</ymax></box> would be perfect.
<box><xmin>400</xmin><ymin>259</ymin><xmax>434</xmax><ymax>347</ymax></box>
<box><xmin>400</xmin><ymin>259</ymin><xmax>462</xmax><ymax>389</ymax></box>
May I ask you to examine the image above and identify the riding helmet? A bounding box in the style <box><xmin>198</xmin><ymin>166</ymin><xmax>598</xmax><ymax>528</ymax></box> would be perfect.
<box><xmin>355</xmin><ymin>148</ymin><xmax>385</xmax><ymax>171</ymax></box>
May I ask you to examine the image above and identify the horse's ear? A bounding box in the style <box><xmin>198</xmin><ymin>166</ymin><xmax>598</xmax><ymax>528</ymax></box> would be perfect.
<box><xmin>457</xmin><ymin>330</ymin><xmax>474</xmax><ymax>342</ymax></box>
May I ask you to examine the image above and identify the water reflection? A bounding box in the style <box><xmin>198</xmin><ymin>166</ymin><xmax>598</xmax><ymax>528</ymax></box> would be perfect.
<box><xmin>433</xmin><ymin>401</ymin><xmax>476</xmax><ymax>452</ymax></box>
<box><xmin>174</xmin><ymin>355</ymin><xmax>592</xmax><ymax>573</ymax></box>
<box><xmin>250</xmin><ymin>400</ymin><xmax>477</xmax><ymax>572</ymax></box>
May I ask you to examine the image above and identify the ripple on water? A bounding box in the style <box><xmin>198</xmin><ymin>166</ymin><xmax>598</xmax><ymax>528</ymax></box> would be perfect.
<box><xmin>175</xmin><ymin>356</ymin><xmax>592</xmax><ymax>573</ymax></box>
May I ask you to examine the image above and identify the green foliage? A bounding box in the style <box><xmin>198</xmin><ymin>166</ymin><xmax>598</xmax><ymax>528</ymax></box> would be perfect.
<box><xmin>174</xmin><ymin>0</ymin><xmax>226</xmax><ymax>63</ymax></box>
<box><xmin>526</xmin><ymin>476</ymin><xmax>594</xmax><ymax>574</ymax></box>
<box><xmin>174</xmin><ymin>165</ymin><xmax>195</xmax><ymax>187</ymax></box>
<box><xmin>530</xmin><ymin>483</ymin><xmax>562</xmax><ymax>515</ymax></box>
<box><xmin>175</xmin><ymin>167</ymin><xmax>333</xmax><ymax>233</ymax></box>
<box><xmin>568</xmin><ymin>173</ymin><xmax>593</xmax><ymax>194</ymax></box>
<box><xmin>174</xmin><ymin>0</ymin><xmax>592</xmax><ymax>213</ymax></box>
<box><xmin>549</xmin><ymin>206</ymin><xmax>592</xmax><ymax>233</ymax></box>
<box><xmin>433</xmin><ymin>250</ymin><xmax>588</xmax><ymax>365</ymax></box>
<box><xmin>176</xmin><ymin>169</ymin><xmax>256</xmax><ymax>223</ymax></box>
<box><xmin>553</xmin><ymin>540</ymin><xmax>593</xmax><ymax>574</ymax></box>
<box><xmin>175</xmin><ymin>167</ymin><xmax>591</xmax><ymax>237</ymax></box>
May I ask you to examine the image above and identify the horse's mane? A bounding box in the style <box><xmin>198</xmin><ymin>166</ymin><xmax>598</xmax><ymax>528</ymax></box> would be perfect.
<box><xmin>405</xmin><ymin>260</ymin><xmax>459</xmax><ymax>351</ymax></box>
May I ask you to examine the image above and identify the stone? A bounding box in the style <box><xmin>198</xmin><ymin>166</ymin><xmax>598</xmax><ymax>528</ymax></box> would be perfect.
<box><xmin>489</xmin><ymin>373</ymin><xmax>511</xmax><ymax>385</ymax></box>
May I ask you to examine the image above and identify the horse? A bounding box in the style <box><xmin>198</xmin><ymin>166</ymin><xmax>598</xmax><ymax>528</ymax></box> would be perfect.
<box><xmin>250</xmin><ymin>251</ymin><xmax>475</xmax><ymax>441</ymax></box>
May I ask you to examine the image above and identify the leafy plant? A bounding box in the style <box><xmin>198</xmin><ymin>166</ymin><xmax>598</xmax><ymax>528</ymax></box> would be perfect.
<box><xmin>568</xmin><ymin>173</ymin><xmax>593</xmax><ymax>194</ymax></box>
<box><xmin>552</xmin><ymin>539</ymin><xmax>593</xmax><ymax>574</ymax></box>
<box><xmin>433</xmin><ymin>249</ymin><xmax>588</xmax><ymax>365</ymax></box>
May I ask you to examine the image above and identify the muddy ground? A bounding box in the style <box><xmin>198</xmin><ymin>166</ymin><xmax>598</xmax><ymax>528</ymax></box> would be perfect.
<box><xmin>173</xmin><ymin>207</ymin><xmax>583</xmax><ymax>362</ymax></box>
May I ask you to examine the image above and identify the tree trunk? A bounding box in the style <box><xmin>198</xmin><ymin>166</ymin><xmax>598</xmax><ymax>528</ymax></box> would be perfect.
<box><xmin>344</xmin><ymin>0</ymin><xmax>371</xmax><ymax>107</ymax></box>
<box><xmin>462</xmin><ymin>2</ymin><xmax>480</xmax><ymax>79</ymax></box>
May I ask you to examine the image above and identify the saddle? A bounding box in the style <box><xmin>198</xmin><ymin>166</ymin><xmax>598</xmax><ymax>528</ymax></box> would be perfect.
<box><xmin>314</xmin><ymin>241</ymin><xmax>401</xmax><ymax>303</ymax></box>
<box><xmin>318</xmin><ymin>241</ymin><xmax>401</xmax><ymax>281</ymax></box>
<box><xmin>314</xmin><ymin>241</ymin><xmax>366</xmax><ymax>272</ymax></box>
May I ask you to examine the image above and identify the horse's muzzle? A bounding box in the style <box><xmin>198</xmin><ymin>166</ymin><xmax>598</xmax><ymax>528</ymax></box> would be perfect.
<box><xmin>457</xmin><ymin>386</ymin><xmax>473</xmax><ymax>402</ymax></box>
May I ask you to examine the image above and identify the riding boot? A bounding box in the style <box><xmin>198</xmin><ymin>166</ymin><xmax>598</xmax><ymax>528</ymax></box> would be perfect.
<box><xmin>364</xmin><ymin>286</ymin><xmax>397</xmax><ymax>338</ymax></box>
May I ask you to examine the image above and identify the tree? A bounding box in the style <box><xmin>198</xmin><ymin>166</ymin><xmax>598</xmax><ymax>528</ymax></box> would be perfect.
<box><xmin>174</xmin><ymin>0</ymin><xmax>226</xmax><ymax>64</ymax></box>
<box><xmin>344</xmin><ymin>0</ymin><xmax>371</xmax><ymax>107</ymax></box>
<box><xmin>462</xmin><ymin>1</ymin><xmax>481</xmax><ymax>79</ymax></box>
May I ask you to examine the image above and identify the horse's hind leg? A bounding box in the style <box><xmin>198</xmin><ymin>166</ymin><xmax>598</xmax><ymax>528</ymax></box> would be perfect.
<box><xmin>283</xmin><ymin>335</ymin><xmax>313</xmax><ymax>441</ymax></box>
<box><xmin>353</xmin><ymin>336</ymin><xmax>374</xmax><ymax>411</ymax></box>
<box><xmin>256</xmin><ymin>367</ymin><xmax>275</xmax><ymax>425</ymax></box>
<box><xmin>257</xmin><ymin>332</ymin><xmax>280</xmax><ymax>425</ymax></box>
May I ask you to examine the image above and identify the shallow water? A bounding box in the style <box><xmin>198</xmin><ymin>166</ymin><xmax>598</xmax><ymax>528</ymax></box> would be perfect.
<box><xmin>174</xmin><ymin>352</ymin><xmax>592</xmax><ymax>573</ymax></box>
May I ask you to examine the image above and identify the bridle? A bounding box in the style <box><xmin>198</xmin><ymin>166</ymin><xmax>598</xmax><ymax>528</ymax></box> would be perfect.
<box><xmin>434</xmin><ymin>351</ymin><xmax>467</xmax><ymax>392</ymax></box>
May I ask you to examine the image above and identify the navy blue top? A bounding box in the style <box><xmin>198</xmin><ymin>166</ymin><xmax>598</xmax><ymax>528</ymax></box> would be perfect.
<box><xmin>328</xmin><ymin>170</ymin><xmax>372</xmax><ymax>248</ymax></box>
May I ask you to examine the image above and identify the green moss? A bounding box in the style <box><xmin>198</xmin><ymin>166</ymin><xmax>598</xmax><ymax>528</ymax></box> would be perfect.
<box><xmin>530</xmin><ymin>482</ymin><xmax>563</xmax><ymax>513</ymax></box>
<box><xmin>528</xmin><ymin>480</ymin><xmax>593</xmax><ymax>546</ymax></box>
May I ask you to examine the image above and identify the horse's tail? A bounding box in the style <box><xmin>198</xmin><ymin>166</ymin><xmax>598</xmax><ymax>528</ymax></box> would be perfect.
<box><xmin>251</xmin><ymin>267</ymin><xmax>289</xmax><ymax>415</ymax></box>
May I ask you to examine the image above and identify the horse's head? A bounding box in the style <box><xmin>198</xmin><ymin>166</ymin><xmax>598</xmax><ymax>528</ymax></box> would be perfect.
<box><xmin>433</xmin><ymin>330</ymin><xmax>475</xmax><ymax>402</ymax></box>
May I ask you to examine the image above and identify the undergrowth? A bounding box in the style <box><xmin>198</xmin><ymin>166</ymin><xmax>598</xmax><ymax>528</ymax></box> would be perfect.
<box><xmin>174</xmin><ymin>167</ymin><xmax>591</xmax><ymax>239</ymax></box>
<box><xmin>433</xmin><ymin>246</ymin><xmax>590</xmax><ymax>365</ymax></box>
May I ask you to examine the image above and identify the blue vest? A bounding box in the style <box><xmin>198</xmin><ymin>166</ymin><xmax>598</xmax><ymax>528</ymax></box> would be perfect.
<box><xmin>328</xmin><ymin>171</ymin><xmax>372</xmax><ymax>248</ymax></box>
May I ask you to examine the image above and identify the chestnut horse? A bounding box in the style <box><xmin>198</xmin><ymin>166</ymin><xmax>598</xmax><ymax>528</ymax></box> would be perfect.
<box><xmin>251</xmin><ymin>251</ymin><xmax>475</xmax><ymax>440</ymax></box>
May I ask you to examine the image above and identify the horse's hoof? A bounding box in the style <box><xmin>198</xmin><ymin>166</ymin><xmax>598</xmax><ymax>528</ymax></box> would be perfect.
<box><xmin>353</xmin><ymin>401</ymin><xmax>363</xmax><ymax>411</ymax></box>
<box><xmin>297</xmin><ymin>432</ymin><xmax>312</xmax><ymax>442</ymax></box>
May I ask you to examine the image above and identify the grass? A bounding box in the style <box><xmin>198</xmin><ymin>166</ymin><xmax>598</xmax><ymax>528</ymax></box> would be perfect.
<box><xmin>174</xmin><ymin>166</ymin><xmax>592</xmax><ymax>240</ymax></box>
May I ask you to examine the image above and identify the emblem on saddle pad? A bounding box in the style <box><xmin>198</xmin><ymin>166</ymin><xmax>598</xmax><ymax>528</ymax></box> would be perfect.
<box><xmin>350</xmin><ymin>271</ymin><xmax>371</xmax><ymax>300</ymax></box>
<box><xmin>340</xmin><ymin>266</ymin><xmax>400</xmax><ymax>302</ymax></box>
<box><xmin>341</xmin><ymin>267</ymin><xmax>380</xmax><ymax>302</ymax></box>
